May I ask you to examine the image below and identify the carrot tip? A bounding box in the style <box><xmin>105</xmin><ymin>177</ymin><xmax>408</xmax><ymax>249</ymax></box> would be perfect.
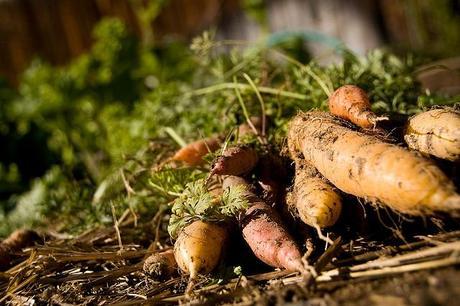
<box><xmin>300</xmin><ymin>257</ymin><xmax>318</xmax><ymax>278</ymax></box>
<box><xmin>185</xmin><ymin>276</ymin><xmax>197</xmax><ymax>295</ymax></box>
<box><xmin>374</xmin><ymin>115</ymin><xmax>389</xmax><ymax>122</ymax></box>
<box><xmin>368</xmin><ymin>114</ymin><xmax>389</xmax><ymax>127</ymax></box>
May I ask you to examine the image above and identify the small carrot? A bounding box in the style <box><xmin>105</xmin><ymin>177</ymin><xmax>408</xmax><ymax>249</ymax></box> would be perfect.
<box><xmin>404</xmin><ymin>108</ymin><xmax>460</xmax><ymax>161</ymax></box>
<box><xmin>172</xmin><ymin>137</ymin><xmax>221</xmax><ymax>166</ymax></box>
<box><xmin>174</xmin><ymin>220</ymin><xmax>227</xmax><ymax>291</ymax></box>
<box><xmin>211</xmin><ymin>145</ymin><xmax>259</xmax><ymax>176</ymax></box>
<box><xmin>143</xmin><ymin>249</ymin><xmax>177</xmax><ymax>280</ymax></box>
<box><xmin>329</xmin><ymin>85</ymin><xmax>388</xmax><ymax>129</ymax></box>
<box><xmin>0</xmin><ymin>229</ymin><xmax>41</xmax><ymax>269</ymax></box>
<box><xmin>287</xmin><ymin>161</ymin><xmax>342</xmax><ymax>243</ymax></box>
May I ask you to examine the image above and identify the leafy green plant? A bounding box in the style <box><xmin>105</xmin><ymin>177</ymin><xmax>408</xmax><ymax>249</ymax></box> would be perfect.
<box><xmin>168</xmin><ymin>180</ymin><xmax>248</xmax><ymax>239</ymax></box>
<box><xmin>0</xmin><ymin>17</ymin><xmax>459</xmax><ymax>237</ymax></box>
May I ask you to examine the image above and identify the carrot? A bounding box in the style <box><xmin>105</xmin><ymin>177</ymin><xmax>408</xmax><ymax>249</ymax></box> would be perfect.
<box><xmin>172</xmin><ymin>137</ymin><xmax>221</xmax><ymax>166</ymax></box>
<box><xmin>287</xmin><ymin>161</ymin><xmax>342</xmax><ymax>243</ymax></box>
<box><xmin>0</xmin><ymin>229</ymin><xmax>41</xmax><ymax>269</ymax></box>
<box><xmin>143</xmin><ymin>249</ymin><xmax>177</xmax><ymax>279</ymax></box>
<box><xmin>174</xmin><ymin>220</ymin><xmax>227</xmax><ymax>284</ymax></box>
<box><xmin>329</xmin><ymin>85</ymin><xmax>388</xmax><ymax>129</ymax></box>
<box><xmin>223</xmin><ymin>176</ymin><xmax>308</xmax><ymax>273</ymax></box>
<box><xmin>288</xmin><ymin>111</ymin><xmax>460</xmax><ymax>215</ymax></box>
<box><xmin>404</xmin><ymin>108</ymin><xmax>460</xmax><ymax>161</ymax></box>
<box><xmin>211</xmin><ymin>145</ymin><xmax>258</xmax><ymax>176</ymax></box>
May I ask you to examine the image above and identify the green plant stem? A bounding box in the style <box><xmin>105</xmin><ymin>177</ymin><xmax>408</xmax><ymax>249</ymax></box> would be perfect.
<box><xmin>242</xmin><ymin>73</ymin><xmax>267</xmax><ymax>137</ymax></box>
<box><xmin>189</xmin><ymin>83</ymin><xmax>308</xmax><ymax>100</ymax></box>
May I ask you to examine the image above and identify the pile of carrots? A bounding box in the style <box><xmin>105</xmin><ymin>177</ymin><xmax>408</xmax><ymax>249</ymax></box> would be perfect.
<box><xmin>145</xmin><ymin>85</ymin><xmax>460</xmax><ymax>291</ymax></box>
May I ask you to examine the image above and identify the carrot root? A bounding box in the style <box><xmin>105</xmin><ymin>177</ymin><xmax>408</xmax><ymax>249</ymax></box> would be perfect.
<box><xmin>223</xmin><ymin>176</ymin><xmax>306</xmax><ymax>273</ymax></box>
<box><xmin>211</xmin><ymin>146</ymin><xmax>258</xmax><ymax>176</ymax></box>
<box><xmin>288</xmin><ymin>111</ymin><xmax>460</xmax><ymax>215</ymax></box>
<box><xmin>329</xmin><ymin>85</ymin><xmax>387</xmax><ymax>129</ymax></box>
<box><xmin>313</xmin><ymin>224</ymin><xmax>334</xmax><ymax>245</ymax></box>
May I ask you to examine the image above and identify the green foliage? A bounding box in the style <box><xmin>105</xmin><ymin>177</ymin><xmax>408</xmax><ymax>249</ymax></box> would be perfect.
<box><xmin>149</xmin><ymin>167</ymin><xmax>206</xmax><ymax>199</ymax></box>
<box><xmin>168</xmin><ymin>181</ymin><xmax>248</xmax><ymax>239</ymax></box>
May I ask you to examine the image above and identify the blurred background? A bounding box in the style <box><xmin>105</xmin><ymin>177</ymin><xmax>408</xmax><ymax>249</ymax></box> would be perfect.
<box><xmin>1</xmin><ymin>0</ymin><xmax>460</xmax><ymax>85</ymax></box>
<box><xmin>0</xmin><ymin>0</ymin><xmax>459</xmax><ymax>235</ymax></box>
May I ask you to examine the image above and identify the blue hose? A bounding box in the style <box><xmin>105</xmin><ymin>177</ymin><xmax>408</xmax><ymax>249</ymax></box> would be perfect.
<box><xmin>265</xmin><ymin>30</ymin><xmax>346</xmax><ymax>53</ymax></box>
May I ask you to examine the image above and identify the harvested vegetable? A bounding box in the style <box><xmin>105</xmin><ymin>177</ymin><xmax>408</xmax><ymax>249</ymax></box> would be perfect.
<box><xmin>404</xmin><ymin>108</ymin><xmax>460</xmax><ymax>161</ymax></box>
<box><xmin>0</xmin><ymin>229</ymin><xmax>41</xmax><ymax>269</ymax></box>
<box><xmin>174</xmin><ymin>220</ymin><xmax>227</xmax><ymax>280</ymax></box>
<box><xmin>223</xmin><ymin>176</ymin><xmax>308</xmax><ymax>273</ymax></box>
<box><xmin>172</xmin><ymin>137</ymin><xmax>221</xmax><ymax>166</ymax></box>
<box><xmin>288</xmin><ymin>111</ymin><xmax>460</xmax><ymax>215</ymax></box>
<box><xmin>287</xmin><ymin>161</ymin><xmax>342</xmax><ymax>243</ymax></box>
<box><xmin>167</xmin><ymin>180</ymin><xmax>247</xmax><ymax>291</ymax></box>
<box><xmin>143</xmin><ymin>249</ymin><xmax>177</xmax><ymax>279</ymax></box>
<box><xmin>329</xmin><ymin>85</ymin><xmax>388</xmax><ymax>129</ymax></box>
<box><xmin>211</xmin><ymin>145</ymin><xmax>259</xmax><ymax>176</ymax></box>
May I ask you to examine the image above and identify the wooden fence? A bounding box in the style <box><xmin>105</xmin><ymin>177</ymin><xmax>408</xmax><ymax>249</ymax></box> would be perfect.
<box><xmin>0</xmin><ymin>0</ymin><xmax>238</xmax><ymax>86</ymax></box>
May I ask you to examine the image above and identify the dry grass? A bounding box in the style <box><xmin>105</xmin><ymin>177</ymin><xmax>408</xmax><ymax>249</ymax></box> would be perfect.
<box><xmin>1</xmin><ymin>214</ymin><xmax>459</xmax><ymax>305</ymax></box>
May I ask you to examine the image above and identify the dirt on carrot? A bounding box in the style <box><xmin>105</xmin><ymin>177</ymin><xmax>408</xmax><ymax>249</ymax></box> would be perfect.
<box><xmin>211</xmin><ymin>145</ymin><xmax>259</xmax><ymax>176</ymax></box>
<box><xmin>288</xmin><ymin>111</ymin><xmax>460</xmax><ymax>215</ymax></box>
<box><xmin>143</xmin><ymin>249</ymin><xmax>177</xmax><ymax>280</ymax></box>
<box><xmin>286</xmin><ymin>160</ymin><xmax>342</xmax><ymax>233</ymax></box>
<box><xmin>223</xmin><ymin>175</ymin><xmax>308</xmax><ymax>273</ymax></box>
<box><xmin>404</xmin><ymin>108</ymin><xmax>460</xmax><ymax>161</ymax></box>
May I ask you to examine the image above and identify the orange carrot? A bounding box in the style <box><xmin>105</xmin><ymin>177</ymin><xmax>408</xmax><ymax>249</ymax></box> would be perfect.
<box><xmin>288</xmin><ymin>111</ymin><xmax>460</xmax><ymax>215</ymax></box>
<box><xmin>404</xmin><ymin>108</ymin><xmax>460</xmax><ymax>161</ymax></box>
<box><xmin>174</xmin><ymin>220</ymin><xmax>227</xmax><ymax>281</ymax></box>
<box><xmin>329</xmin><ymin>85</ymin><xmax>387</xmax><ymax>129</ymax></box>
<box><xmin>143</xmin><ymin>249</ymin><xmax>177</xmax><ymax>279</ymax></box>
<box><xmin>172</xmin><ymin>137</ymin><xmax>221</xmax><ymax>166</ymax></box>
<box><xmin>286</xmin><ymin>161</ymin><xmax>342</xmax><ymax>243</ymax></box>
<box><xmin>211</xmin><ymin>145</ymin><xmax>258</xmax><ymax>176</ymax></box>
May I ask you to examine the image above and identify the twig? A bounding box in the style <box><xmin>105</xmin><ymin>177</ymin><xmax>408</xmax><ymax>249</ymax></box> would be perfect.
<box><xmin>164</xmin><ymin>127</ymin><xmax>187</xmax><ymax>148</ymax></box>
<box><xmin>148</xmin><ymin>206</ymin><xmax>167</xmax><ymax>254</ymax></box>
<box><xmin>111</xmin><ymin>203</ymin><xmax>124</xmax><ymax>252</ymax></box>
<box><xmin>233</xmin><ymin>77</ymin><xmax>264</xmax><ymax>144</ymax></box>
<box><xmin>120</xmin><ymin>169</ymin><xmax>136</xmax><ymax>196</ymax></box>
<box><xmin>316</xmin><ymin>256</ymin><xmax>460</xmax><ymax>283</ymax></box>
<box><xmin>39</xmin><ymin>264</ymin><xmax>141</xmax><ymax>284</ymax></box>
<box><xmin>301</xmin><ymin>236</ymin><xmax>343</xmax><ymax>285</ymax></box>
<box><xmin>314</xmin><ymin>237</ymin><xmax>343</xmax><ymax>273</ymax></box>
<box><xmin>26</xmin><ymin>249</ymin><xmax>149</xmax><ymax>262</ymax></box>
<box><xmin>336</xmin><ymin>230</ymin><xmax>460</xmax><ymax>265</ymax></box>
<box><xmin>345</xmin><ymin>241</ymin><xmax>460</xmax><ymax>272</ymax></box>
<box><xmin>242</xmin><ymin>73</ymin><xmax>267</xmax><ymax>139</ymax></box>
<box><xmin>1</xmin><ymin>274</ymin><xmax>38</xmax><ymax>303</ymax></box>
<box><xmin>281</xmin><ymin>241</ymin><xmax>460</xmax><ymax>285</ymax></box>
